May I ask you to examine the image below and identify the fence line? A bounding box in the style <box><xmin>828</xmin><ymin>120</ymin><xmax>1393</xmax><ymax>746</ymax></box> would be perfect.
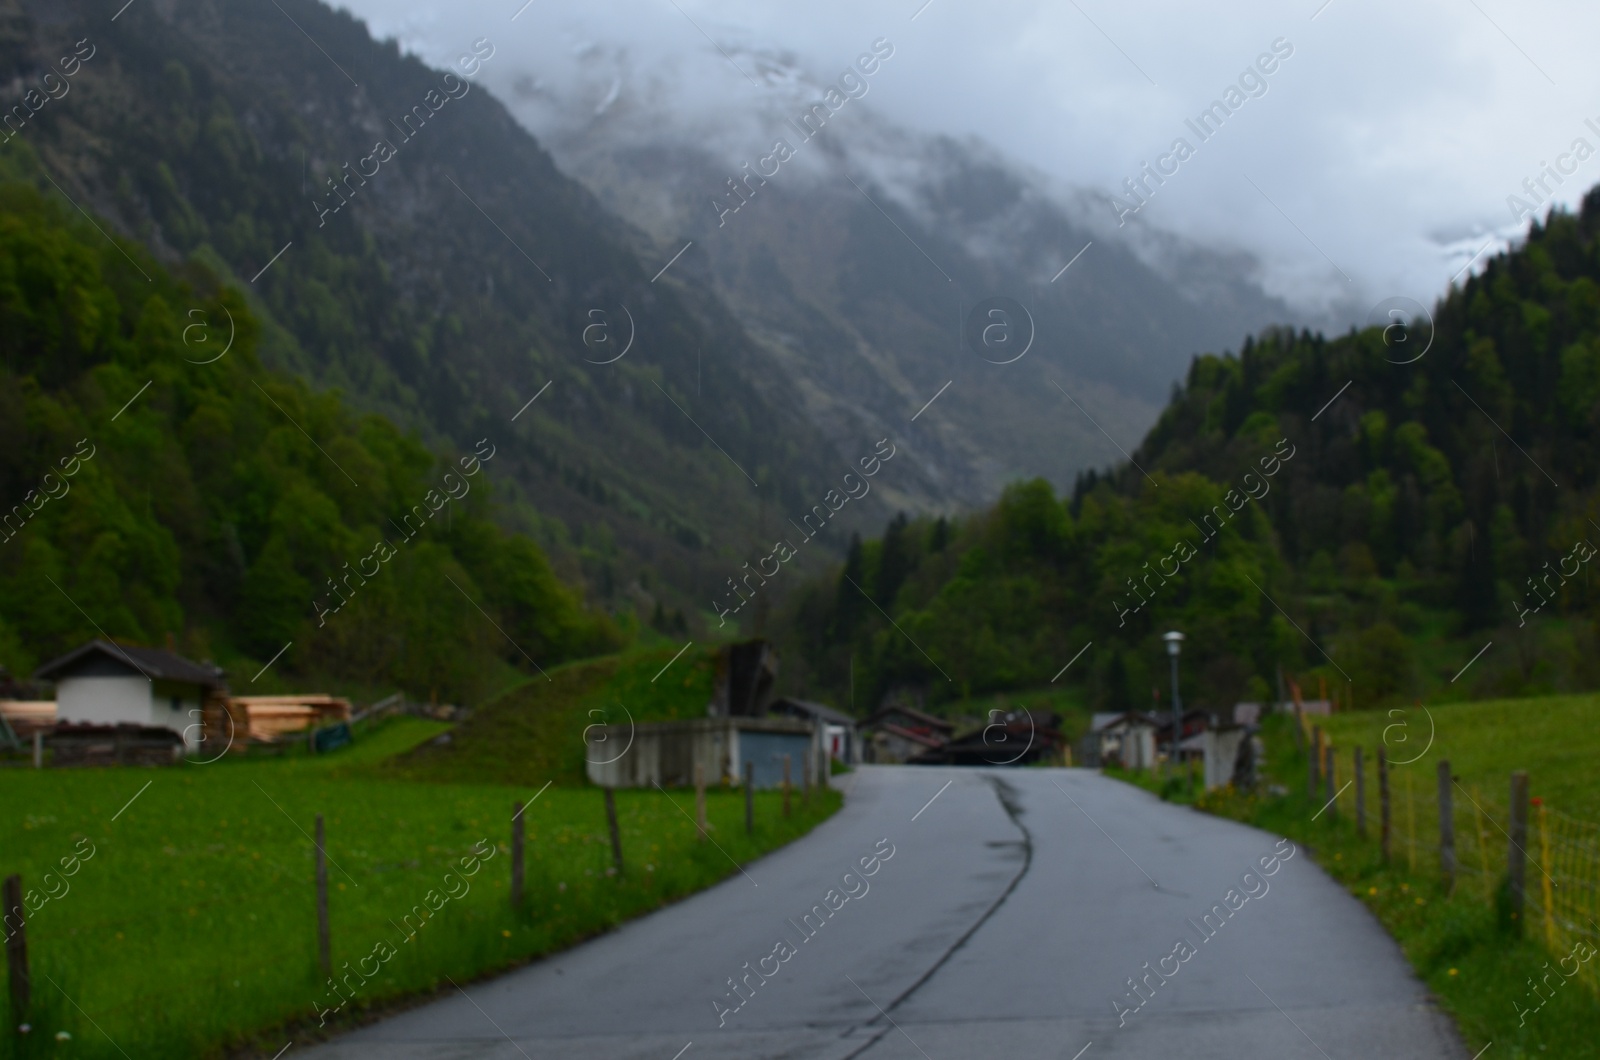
<box><xmin>1316</xmin><ymin>738</ymin><xmax>1600</xmax><ymax>996</ymax></box>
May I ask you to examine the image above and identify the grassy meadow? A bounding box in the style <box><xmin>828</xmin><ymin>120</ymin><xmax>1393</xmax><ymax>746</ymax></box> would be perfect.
<box><xmin>0</xmin><ymin>644</ymin><xmax>841</xmax><ymax>1058</ymax></box>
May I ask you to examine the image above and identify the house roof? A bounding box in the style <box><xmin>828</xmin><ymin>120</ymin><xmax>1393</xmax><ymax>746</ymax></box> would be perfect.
<box><xmin>873</xmin><ymin>722</ymin><xmax>948</xmax><ymax>749</ymax></box>
<box><xmin>768</xmin><ymin>697</ymin><xmax>856</xmax><ymax>727</ymax></box>
<box><xmin>34</xmin><ymin>639</ymin><xmax>226</xmax><ymax>688</ymax></box>
<box><xmin>1092</xmin><ymin>710</ymin><xmax>1158</xmax><ymax>732</ymax></box>
<box><xmin>867</xmin><ymin>704</ymin><xmax>955</xmax><ymax>733</ymax></box>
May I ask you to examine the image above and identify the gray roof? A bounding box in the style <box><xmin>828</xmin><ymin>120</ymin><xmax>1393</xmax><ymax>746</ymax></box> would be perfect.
<box><xmin>34</xmin><ymin>639</ymin><xmax>226</xmax><ymax>688</ymax></box>
<box><xmin>768</xmin><ymin>697</ymin><xmax>856</xmax><ymax>727</ymax></box>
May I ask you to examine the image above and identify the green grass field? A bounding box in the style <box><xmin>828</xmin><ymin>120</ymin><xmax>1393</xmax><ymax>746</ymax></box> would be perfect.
<box><xmin>1314</xmin><ymin>692</ymin><xmax>1600</xmax><ymax>818</ymax></box>
<box><xmin>1110</xmin><ymin>694</ymin><xmax>1600</xmax><ymax>1060</ymax></box>
<box><xmin>0</xmin><ymin>645</ymin><xmax>841</xmax><ymax>1059</ymax></box>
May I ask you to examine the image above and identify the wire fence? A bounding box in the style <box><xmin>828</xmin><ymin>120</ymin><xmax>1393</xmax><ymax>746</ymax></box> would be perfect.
<box><xmin>1310</xmin><ymin>729</ymin><xmax>1600</xmax><ymax>995</ymax></box>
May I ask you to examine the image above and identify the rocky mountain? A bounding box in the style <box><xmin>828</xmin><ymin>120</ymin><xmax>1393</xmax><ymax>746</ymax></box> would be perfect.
<box><xmin>468</xmin><ymin>31</ymin><xmax>1302</xmax><ymax>506</ymax></box>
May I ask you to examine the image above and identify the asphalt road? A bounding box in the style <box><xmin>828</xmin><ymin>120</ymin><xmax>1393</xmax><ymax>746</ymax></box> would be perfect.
<box><xmin>303</xmin><ymin>767</ymin><xmax>1467</xmax><ymax>1059</ymax></box>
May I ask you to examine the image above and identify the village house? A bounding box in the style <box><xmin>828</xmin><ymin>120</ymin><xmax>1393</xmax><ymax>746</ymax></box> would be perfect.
<box><xmin>33</xmin><ymin>639</ymin><xmax>228</xmax><ymax>751</ymax></box>
<box><xmin>861</xmin><ymin>703</ymin><xmax>954</xmax><ymax>764</ymax></box>
<box><xmin>1159</xmin><ymin>708</ymin><xmax>1214</xmax><ymax>764</ymax></box>
<box><xmin>1084</xmin><ymin>711</ymin><xmax>1159</xmax><ymax>769</ymax></box>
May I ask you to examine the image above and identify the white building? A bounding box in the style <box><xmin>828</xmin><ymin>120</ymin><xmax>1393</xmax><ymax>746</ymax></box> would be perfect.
<box><xmin>1087</xmin><ymin>711</ymin><xmax>1159</xmax><ymax>769</ymax></box>
<box><xmin>34</xmin><ymin>640</ymin><xmax>227</xmax><ymax>751</ymax></box>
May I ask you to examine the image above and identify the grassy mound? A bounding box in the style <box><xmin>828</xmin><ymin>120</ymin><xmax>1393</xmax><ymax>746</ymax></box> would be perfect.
<box><xmin>388</xmin><ymin>642</ymin><xmax>717</xmax><ymax>788</ymax></box>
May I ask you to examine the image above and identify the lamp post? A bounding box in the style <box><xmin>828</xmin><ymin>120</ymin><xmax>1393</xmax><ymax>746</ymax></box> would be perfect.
<box><xmin>1163</xmin><ymin>631</ymin><xmax>1185</xmax><ymax>774</ymax></box>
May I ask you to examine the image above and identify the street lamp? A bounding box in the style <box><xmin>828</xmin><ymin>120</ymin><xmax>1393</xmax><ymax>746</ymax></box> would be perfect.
<box><xmin>1163</xmin><ymin>631</ymin><xmax>1185</xmax><ymax>773</ymax></box>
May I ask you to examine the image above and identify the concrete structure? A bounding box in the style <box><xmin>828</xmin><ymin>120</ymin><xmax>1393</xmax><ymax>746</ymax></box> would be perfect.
<box><xmin>1203</xmin><ymin>726</ymin><xmax>1250</xmax><ymax>790</ymax></box>
<box><xmin>584</xmin><ymin>716</ymin><xmax>818</xmax><ymax>790</ymax></box>
<box><xmin>34</xmin><ymin>640</ymin><xmax>227</xmax><ymax>751</ymax></box>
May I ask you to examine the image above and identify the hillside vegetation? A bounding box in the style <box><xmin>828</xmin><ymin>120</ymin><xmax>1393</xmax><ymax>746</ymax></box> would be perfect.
<box><xmin>0</xmin><ymin>181</ymin><xmax>615</xmax><ymax>702</ymax></box>
<box><xmin>779</xmin><ymin>193</ymin><xmax>1600</xmax><ymax>718</ymax></box>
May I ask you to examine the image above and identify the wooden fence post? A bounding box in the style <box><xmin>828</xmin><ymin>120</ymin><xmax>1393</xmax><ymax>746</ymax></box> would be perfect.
<box><xmin>782</xmin><ymin>754</ymin><xmax>792</xmax><ymax>819</ymax></box>
<box><xmin>802</xmin><ymin>749</ymin><xmax>812</xmax><ymax>806</ymax></box>
<box><xmin>31</xmin><ymin>731</ymin><xmax>42</xmax><ymax>769</ymax></box>
<box><xmin>315</xmin><ymin>814</ymin><xmax>331</xmax><ymax>977</ymax></box>
<box><xmin>1509</xmin><ymin>770</ymin><xmax>1529</xmax><ymax>931</ymax></box>
<box><xmin>694</xmin><ymin>763</ymin><xmax>707</xmax><ymax>842</ymax></box>
<box><xmin>1378</xmin><ymin>746</ymin><xmax>1391</xmax><ymax>863</ymax></box>
<box><xmin>4</xmin><ymin>874</ymin><xmax>28</xmax><ymax>1019</ymax></box>
<box><xmin>1324</xmin><ymin>741</ymin><xmax>1336</xmax><ymax>821</ymax></box>
<box><xmin>744</xmin><ymin>761</ymin><xmax>754</xmax><ymax>835</ymax></box>
<box><xmin>604</xmin><ymin>788</ymin><xmax>624</xmax><ymax>876</ymax></box>
<box><xmin>1309</xmin><ymin>725</ymin><xmax>1322</xmax><ymax>798</ymax></box>
<box><xmin>1354</xmin><ymin>747</ymin><xmax>1366</xmax><ymax>839</ymax></box>
<box><xmin>1437</xmin><ymin>760</ymin><xmax>1455</xmax><ymax>892</ymax></box>
<box><xmin>511</xmin><ymin>800</ymin><xmax>525</xmax><ymax>909</ymax></box>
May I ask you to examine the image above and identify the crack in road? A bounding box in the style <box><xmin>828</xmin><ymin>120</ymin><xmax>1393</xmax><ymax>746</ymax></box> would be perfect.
<box><xmin>839</xmin><ymin>775</ymin><xmax>1034</xmax><ymax>1058</ymax></box>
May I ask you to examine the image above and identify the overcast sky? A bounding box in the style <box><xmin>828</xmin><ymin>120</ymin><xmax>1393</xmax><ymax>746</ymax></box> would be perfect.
<box><xmin>339</xmin><ymin>0</ymin><xmax>1600</xmax><ymax>323</ymax></box>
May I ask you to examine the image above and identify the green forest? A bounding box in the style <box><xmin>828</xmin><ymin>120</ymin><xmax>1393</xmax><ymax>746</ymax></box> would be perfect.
<box><xmin>0</xmin><ymin>181</ymin><xmax>617</xmax><ymax>703</ymax></box>
<box><xmin>779</xmin><ymin>192</ymin><xmax>1600</xmax><ymax>717</ymax></box>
